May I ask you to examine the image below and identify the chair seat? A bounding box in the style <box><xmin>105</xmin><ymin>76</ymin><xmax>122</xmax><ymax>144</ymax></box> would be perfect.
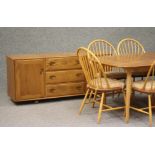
<box><xmin>133</xmin><ymin>80</ymin><xmax>155</xmax><ymax>93</ymax></box>
<box><xmin>106</xmin><ymin>71</ymin><xmax>126</xmax><ymax>79</ymax></box>
<box><xmin>87</xmin><ymin>78</ymin><xmax>124</xmax><ymax>91</ymax></box>
<box><xmin>106</xmin><ymin>71</ymin><xmax>148</xmax><ymax>79</ymax></box>
<box><xmin>132</xmin><ymin>71</ymin><xmax>148</xmax><ymax>78</ymax></box>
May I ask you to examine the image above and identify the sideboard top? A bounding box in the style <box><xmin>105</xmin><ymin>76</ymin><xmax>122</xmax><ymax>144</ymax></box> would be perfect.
<box><xmin>7</xmin><ymin>52</ymin><xmax>77</xmax><ymax>60</ymax></box>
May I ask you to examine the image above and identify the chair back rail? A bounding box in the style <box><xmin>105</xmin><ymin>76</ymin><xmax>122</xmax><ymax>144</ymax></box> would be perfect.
<box><xmin>88</xmin><ymin>39</ymin><xmax>119</xmax><ymax>73</ymax></box>
<box><xmin>88</xmin><ymin>39</ymin><xmax>118</xmax><ymax>57</ymax></box>
<box><xmin>77</xmin><ymin>47</ymin><xmax>111</xmax><ymax>89</ymax></box>
<box><xmin>117</xmin><ymin>38</ymin><xmax>145</xmax><ymax>55</ymax></box>
<box><xmin>143</xmin><ymin>61</ymin><xmax>155</xmax><ymax>91</ymax></box>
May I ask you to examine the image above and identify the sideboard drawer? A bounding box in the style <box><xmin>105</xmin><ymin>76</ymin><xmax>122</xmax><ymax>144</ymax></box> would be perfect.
<box><xmin>46</xmin><ymin>82</ymin><xmax>86</xmax><ymax>97</ymax></box>
<box><xmin>46</xmin><ymin>57</ymin><xmax>81</xmax><ymax>71</ymax></box>
<box><xmin>46</xmin><ymin>69</ymin><xmax>85</xmax><ymax>84</ymax></box>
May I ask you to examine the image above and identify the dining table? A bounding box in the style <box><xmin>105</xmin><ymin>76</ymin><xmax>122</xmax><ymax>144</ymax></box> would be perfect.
<box><xmin>99</xmin><ymin>52</ymin><xmax>155</xmax><ymax>123</ymax></box>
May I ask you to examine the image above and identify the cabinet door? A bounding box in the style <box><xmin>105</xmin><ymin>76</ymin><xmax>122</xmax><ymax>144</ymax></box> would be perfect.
<box><xmin>15</xmin><ymin>59</ymin><xmax>45</xmax><ymax>100</ymax></box>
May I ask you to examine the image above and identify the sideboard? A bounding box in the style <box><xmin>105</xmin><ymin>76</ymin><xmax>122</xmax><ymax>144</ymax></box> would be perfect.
<box><xmin>6</xmin><ymin>53</ymin><xmax>86</xmax><ymax>102</ymax></box>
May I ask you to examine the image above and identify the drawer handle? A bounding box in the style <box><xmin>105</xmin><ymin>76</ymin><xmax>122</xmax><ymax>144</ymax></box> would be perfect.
<box><xmin>76</xmin><ymin>60</ymin><xmax>80</xmax><ymax>64</ymax></box>
<box><xmin>49</xmin><ymin>75</ymin><xmax>56</xmax><ymax>79</ymax></box>
<box><xmin>49</xmin><ymin>88</ymin><xmax>55</xmax><ymax>92</ymax></box>
<box><xmin>76</xmin><ymin>73</ymin><xmax>82</xmax><ymax>77</ymax></box>
<box><xmin>49</xmin><ymin>61</ymin><xmax>56</xmax><ymax>66</ymax></box>
<box><xmin>76</xmin><ymin>86</ymin><xmax>82</xmax><ymax>90</ymax></box>
<box><xmin>40</xmin><ymin>68</ymin><xmax>44</xmax><ymax>74</ymax></box>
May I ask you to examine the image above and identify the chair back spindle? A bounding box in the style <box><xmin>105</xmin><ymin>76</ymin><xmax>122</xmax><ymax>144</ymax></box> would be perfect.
<box><xmin>143</xmin><ymin>61</ymin><xmax>155</xmax><ymax>91</ymax></box>
<box><xmin>88</xmin><ymin>39</ymin><xmax>117</xmax><ymax>56</ymax></box>
<box><xmin>77</xmin><ymin>47</ymin><xmax>111</xmax><ymax>89</ymax></box>
<box><xmin>88</xmin><ymin>39</ymin><xmax>118</xmax><ymax>73</ymax></box>
<box><xmin>117</xmin><ymin>38</ymin><xmax>145</xmax><ymax>56</ymax></box>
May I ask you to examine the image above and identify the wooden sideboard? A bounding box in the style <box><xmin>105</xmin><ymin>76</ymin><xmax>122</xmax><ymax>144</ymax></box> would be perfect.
<box><xmin>7</xmin><ymin>53</ymin><xmax>86</xmax><ymax>102</ymax></box>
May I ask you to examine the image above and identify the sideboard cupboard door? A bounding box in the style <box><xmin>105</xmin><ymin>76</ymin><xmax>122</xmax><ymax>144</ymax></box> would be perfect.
<box><xmin>15</xmin><ymin>59</ymin><xmax>45</xmax><ymax>100</ymax></box>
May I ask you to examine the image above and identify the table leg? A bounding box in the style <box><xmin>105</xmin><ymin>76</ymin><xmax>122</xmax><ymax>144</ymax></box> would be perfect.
<box><xmin>125</xmin><ymin>70</ymin><xmax>132</xmax><ymax>123</ymax></box>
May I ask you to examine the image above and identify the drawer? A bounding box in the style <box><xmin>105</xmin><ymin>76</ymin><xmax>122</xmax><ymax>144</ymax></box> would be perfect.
<box><xmin>46</xmin><ymin>69</ymin><xmax>85</xmax><ymax>84</ymax></box>
<box><xmin>46</xmin><ymin>82</ymin><xmax>86</xmax><ymax>97</ymax></box>
<box><xmin>46</xmin><ymin>57</ymin><xmax>81</xmax><ymax>71</ymax></box>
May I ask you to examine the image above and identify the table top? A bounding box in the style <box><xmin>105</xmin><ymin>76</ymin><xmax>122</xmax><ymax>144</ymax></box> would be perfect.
<box><xmin>6</xmin><ymin>52</ymin><xmax>76</xmax><ymax>60</ymax></box>
<box><xmin>99</xmin><ymin>52</ymin><xmax>155</xmax><ymax>68</ymax></box>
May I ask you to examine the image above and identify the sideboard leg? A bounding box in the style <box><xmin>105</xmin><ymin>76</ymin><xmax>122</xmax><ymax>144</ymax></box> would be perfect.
<box><xmin>34</xmin><ymin>100</ymin><xmax>39</xmax><ymax>104</ymax></box>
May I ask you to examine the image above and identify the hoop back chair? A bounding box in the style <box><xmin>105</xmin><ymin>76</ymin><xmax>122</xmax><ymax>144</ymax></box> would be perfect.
<box><xmin>77</xmin><ymin>47</ymin><xmax>125</xmax><ymax>123</ymax></box>
<box><xmin>117</xmin><ymin>38</ymin><xmax>147</xmax><ymax>79</ymax></box>
<box><xmin>88</xmin><ymin>39</ymin><xmax>117</xmax><ymax>57</ymax></box>
<box><xmin>132</xmin><ymin>61</ymin><xmax>155</xmax><ymax>126</ymax></box>
<box><xmin>117</xmin><ymin>38</ymin><xmax>145</xmax><ymax>56</ymax></box>
<box><xmin>88</xmin><ymin>39</ymin><xmax>126</xmax><ymax>80</ymax></box>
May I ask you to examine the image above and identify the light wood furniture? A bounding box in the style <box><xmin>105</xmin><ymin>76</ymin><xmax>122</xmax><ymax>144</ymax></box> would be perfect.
<box><xmin>98</xmin><ymin>52</ymin><xmax>155</xmax><ymax>124</ymax></box>
<box><xmin>77</xmin><ymin>47</ymin><xmax>125</xmax><ymax>123</ymax></box>
<box><xmin>132</xmin><ymin>61</ymin><xmax>155</xmax><ymax>126</ymax></box>
<box><xmin>117</xmin><ymin>38</ymin><xmax>145</xmax><ymax>55</ymax></box>
<box><xmin>7</xmin><ymin>53</ymin><xmax>86</xmax><ymax>102</ymax></box>
<box><xmin>117</xmin><ymin>38</ymin><xmax>147</xmax><ymax>79</ymax></box>
<box><xmin>88</xmin><ymin>39</ymin><xmax>117</xmax><ymax>57</ymax></box>
<box><xmin>88</xmin><ymin>39</ymin><xmax>126</xmax><ymax>80</ymax></box>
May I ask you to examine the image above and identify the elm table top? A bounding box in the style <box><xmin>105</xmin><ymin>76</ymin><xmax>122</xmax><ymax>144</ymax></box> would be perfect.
<box><xmin>99</xmin><ymin>52</ymin><xmax>155</xmax><ymax>69</ymax></box>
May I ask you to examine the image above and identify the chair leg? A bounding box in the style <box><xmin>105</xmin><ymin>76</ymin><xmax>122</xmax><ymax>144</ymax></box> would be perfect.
<box><xmin>148</xmin><ymin>95</ymin><xmax>152</xmax><ymax>127</ymax></box>
<box><xmin>123</xmin><ymin>90</ymin><xmax>126</xmax><ymax>102</ymax></box>
<box><xmin>112</xmin><ymin>91</ymin><xmax>115</xmax><ymax>99</ymax></box>
<box><xmin>104</xmin><ymin>94</ymin><xmax>106</xmax><ymax>105</ymax></box>
<box><xmin>117</xmin><ymin>92</ymin><xmax>121</xmax><ymax>98</ymax></box>
<box><xmin>123</xmin><ymin>90</ymin><xmax>126</xmax><ymax>117</ymax></box>
<box><xmin>92</xmin><ymin>90</ymin><xmax>97</xmax><ymax>108</ymax></box>
<box><xmin>79</xmin><ymin>89</ymin><xmax>90</xmax><ymax>114</ymax></box>
<box><xmin>98</xmin><ymin>93</ymin><xmax>105</xmax><ymax>124</ymax></box>
<box><xmin>88</xmin><ymin>90</ymin><xmax>93</xmax><ymax>103</ymax></box>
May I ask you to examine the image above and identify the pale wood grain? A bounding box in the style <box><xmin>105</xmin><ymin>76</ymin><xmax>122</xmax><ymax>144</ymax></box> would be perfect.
<box><xmin>46</xmin><ymin>69</ymin><xmax>85</xmax><ymax>84</ymax></box>
<box><xmin>46</xmin><ymin>82</ymin><xmax>86</xmax><ymax>97</ymax></box>
<box><xmin>99</xmin><ymin>52</ymin><xmax>155</xmax><ymax>126</ymax></box>
<box><xmin>117</xmin><ymin>38</ymin><xmax>145</xmax><ymax>55</ymax></box>
<box><xmin>6</xmin><ymin>57</ymin><xmax>16</xmax><ymax>101</ymax></box>
<box><xmin>99</xmin><ymin>52</ymin><xmax>155</xmax><ymax>68</ymax></box>
<box><xmin>6</xmin><ymin>53</ymin><xmax>86</xmax><ymax>102</ymax></box>
<box><xmin>46</xmin><ymin>57</ymin><xmax>81</xmax><ymax>71</ymax></box>
<box><xmin>77</xmin><ymin>47</ymin><xmax>125</xmax><ymax>123</ymax></box>
<box><xmin>15</xmin><ymin>59</ymin><xmax>45</xmax><ymax>100</ymax></box>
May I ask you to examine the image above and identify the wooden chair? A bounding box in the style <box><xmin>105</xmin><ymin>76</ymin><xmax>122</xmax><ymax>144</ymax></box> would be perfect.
<box><xmin>88</xmin><ymin>39</ymin><xmax>126</xmax><ymax>80</ymax></box>
<box><xmin>77</xmin><ymin>47</ymin><xmax>125</xmax><ymax>123</ymax></box>
<box><xmin>117</xmin><ymin>38</ymin><xmax>147</xmax><ymax>79</ymax></box>
<box><xmin>132</xmin><ymin>61</ymin><xmax>155</xmax><ymax>126</ymax></box>
<box><xmin>88</xmin><ymin>39</ymin><xmax>117</xmax><ymax>57</ymax></box>
<box><xmin>117</xmin><ymin>38</ymin><xmax>145</xmax><ymax>55</ymax></box>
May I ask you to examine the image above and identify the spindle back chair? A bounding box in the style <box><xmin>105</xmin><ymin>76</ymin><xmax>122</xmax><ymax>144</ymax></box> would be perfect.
<box><xmin>88</xmin><ymin>39</ymin><xmax>125</xmax><ymax>79</ymax></box>
<box><xmin>88</xmin><ymin>39</ymin><xmax>117</xmax><ymax>57</ymax></box>
<box><xmin>77</xmin><ymin>47</ymin><xmax>110</xmax><ymax>89</ymax></box>
<box><xmin>132</xmin><ymin>61</ymin><xmax>155</xmax><ymax>126</ymax></box>
<box><xmin>143</xmin><ymin>61</ymin><xmax>155</xmax><ymax>91</ymax></box>
<box><xmin>117</xmin><ymin>38</ymin><xmax>147</xmax><ymax>80</ymax></box>
<box><xmin>77</xmin><ymin>47</ymin><xmax>125</xmax><ymax>123</ymax></box>
<box><xmin>117</xmin><ymin>38</ymin><xmax>145</xmax><ymax>55</ymax></box>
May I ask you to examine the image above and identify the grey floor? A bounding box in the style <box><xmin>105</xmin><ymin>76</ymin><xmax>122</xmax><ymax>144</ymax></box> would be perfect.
<box><xmin>0</xmin><ymin>90</ymin><xmax>154</xmax><ymax>127</ymax></box>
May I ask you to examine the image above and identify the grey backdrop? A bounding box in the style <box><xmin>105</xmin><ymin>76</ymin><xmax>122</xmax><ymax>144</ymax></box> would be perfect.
<box><xmin>0</xmin><ymin>27</ymin><xmax>155</xmax><ymax>93</ymax></box>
